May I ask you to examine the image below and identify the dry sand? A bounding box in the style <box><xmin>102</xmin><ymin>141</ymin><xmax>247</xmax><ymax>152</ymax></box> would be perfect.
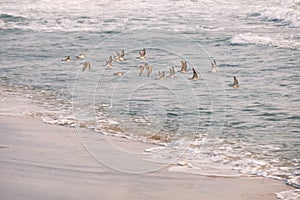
<box><xmin>0</xmin><ymin>115</ymin><xmax>293</xmax><ymax>200</ymax></box>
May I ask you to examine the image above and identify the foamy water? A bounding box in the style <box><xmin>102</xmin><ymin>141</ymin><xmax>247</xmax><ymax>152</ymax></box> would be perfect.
<box><xmin>0</xmin><ymin>0</ymin><xmax>299</xmax><ymax>198</ymax></box>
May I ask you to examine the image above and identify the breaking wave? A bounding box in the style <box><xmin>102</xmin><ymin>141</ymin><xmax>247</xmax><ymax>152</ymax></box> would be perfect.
<box><xmin>230</xmin><ymin>32</ymin><xmax>300</xmax><ymax>50</ymax></box>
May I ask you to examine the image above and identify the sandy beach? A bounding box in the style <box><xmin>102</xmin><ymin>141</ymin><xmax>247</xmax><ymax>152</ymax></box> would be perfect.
<box><xmin>0</xmin><ymin>115</ymin><xmax>293</xmax><ymax>200</ymax></box>
<box><xmin>1</xmin><ymin>0</ymin><xmax>299</xmax><ymax>199</ymax></box>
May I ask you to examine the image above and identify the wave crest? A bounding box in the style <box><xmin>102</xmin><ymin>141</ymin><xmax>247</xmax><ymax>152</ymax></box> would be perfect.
<box><xmin>230</xmin><ymin>32</ymin><xmax>300</xmax><ymax>50</ymax></box>
<box><xmin>249</xmin><ymin>1</ymin><xmax>300</xmax><ymax>28</ymax></box>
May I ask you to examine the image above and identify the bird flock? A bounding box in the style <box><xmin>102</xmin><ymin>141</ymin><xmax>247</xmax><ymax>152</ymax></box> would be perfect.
<box><xmin>61</xmin><ymin>48</ymin><xmax>239</xmax><ymax>88</ymax></box>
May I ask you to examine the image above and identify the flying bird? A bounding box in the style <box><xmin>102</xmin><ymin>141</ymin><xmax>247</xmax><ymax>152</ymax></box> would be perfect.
<box><xmin>114</xmin><ymin>72</ymin><xmax>124</xmax><ymax>76</ymax></box>
<box><xmin>145</xmin><ymin>63</ymin><xmax>153</xmax><ymax>77</ymax></box>
<box><xmin>137</xmin><ymin>48</ymin><xmax>146</xmax><ymax>59</ymax></box>
<box><xmin>168</xmin><ymin>66</ymin><xmax>176</xmax><ymax>78</ymax></box>
<box><xmin>82</xmin><ymin>62</ymin><xmax>91</xmax><ymax>71</ymax></box>
<box><xmin>106</xmin><ymin>56</ymin><xmax>113</xmax><ymax>67</ymax></box>
<box><xmin>76</xmin><ymin>54</ymin><xmax>86</xmax><ymax>59</ymax></box>
<box><xmin>118</xmin><ymin>49</ymin><xmax>125</xmax><ymax>61</ymax></box>
<box><xmin>157</xmin><ymin>71</ymin><xmax>166</xmax><ymax>80</ymax></box>
<box><xmin>61</xmin><ymin>56</ymin><xmax>71</xmax><ymax>62</ymax></box>
<box><xmin>189</xmin><ymin>68</ymin><xmax>199</xmax><ymax>80</ymax></box>
<box><xmin>114</xmin><ymin>51</ymin><xmax>121</xmax><ymax>62</ymax></box>
<box><xmin>232</xmin><ymin>76</ymin><xmax>239</xmax><ymax>88</ymax></box>
<box><xmin>138</xmin><ymin>65</ymin><xmax>145</xmax><ymax>76</ymax></box>
<box><xmin>178</xmin><ymin>60</ymin><xmax>188</xmax><ymax>72</ymax></box>
<box><xmin>211</xmin><ymin>59</ymin><xmax>219</xmax><ymax>73</ymax></box>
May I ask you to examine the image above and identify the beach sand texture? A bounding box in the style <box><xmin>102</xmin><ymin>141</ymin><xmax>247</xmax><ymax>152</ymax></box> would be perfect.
<box><xmin>0</xmin><ymin>115</ymin><xmax>293</xmax><ymax>200</ymax></box>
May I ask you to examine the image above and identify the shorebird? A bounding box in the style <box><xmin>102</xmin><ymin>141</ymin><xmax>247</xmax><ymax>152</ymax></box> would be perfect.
<box><xmin>114</xmin><ymin>72</ymin><xmax>124</xmax><ymax>76</ymax></box>
<box><xmin>178</xmin><ymin>60</ymin><xmax>188</xmax><ymax>72</ymax></box>
<box><xmin>189</xmin><ymin>68</ymin><xmax>199</xmax><ymax>80</ymax></box>
<box><xmin>157</xmin><ymin>71</ymin><xmax>166</xmax><ymax>80</ymax></box>
<box><xmin>231</xmin><ymin>76</ymin><xmax>239</xmax><ymax>88</ymax></box>
<box><xmin>211</xmin><ymin>59</ymin><xmax>219</xmax><ymax>73</ymax></box>
<box><xmin>144</xmin><ymin>63</ymin><xmax>153</xmax><ymax>77</ymax></box>
<box><xmin>137</xmin><ymin>48</ymin><xmax>146</xmax><ymax>59</ymax></box>
<box><xmin>114</xmin><ymin>51</ymin><xmax>121</xmax><ymax>62</ymax></box>
<box><xmin>118</xmin><ymin>49</ymin><xmax>125</xmax><ymax>61</ymax></box>
<box><xmin>106</xmin><ymin>56</ymin><xmax>113</xmax><ymax>67</ymax></box>
<box><xmin>82</xmin><ymin>62</ymin><xmax>91</xmax><ymax>71</ymax></box>
<box><xmin>61</xmin><ymin>56</ymin><xmax>71</xmax><ymax>62</ymax></box>
<box><xmin>168</xmin><ymin>66</ymin><xmax>176</xmax><ymax>78</ymax></box>
<box><xmin>138</xmin><ymin>65</ymin><xmax>145</xmax><ymax>76</ymax></box>
<box><xmin>76</xmin><ymin>54</ymin><xmax>86</xmax><ymax>59</ymax></box>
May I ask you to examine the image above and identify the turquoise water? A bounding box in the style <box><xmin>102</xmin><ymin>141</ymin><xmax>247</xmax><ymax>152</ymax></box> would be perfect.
<box><xmin>0</xmin><ymin>0</ymin><xmax>299</xmax><ymax>196</ymax></box>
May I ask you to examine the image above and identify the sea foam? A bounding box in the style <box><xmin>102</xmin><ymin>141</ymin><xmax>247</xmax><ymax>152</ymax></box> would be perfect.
<box><xmin>230</xmin><ymin>32</ymin><xmax>300</xmax><ymax>50</ymax></box>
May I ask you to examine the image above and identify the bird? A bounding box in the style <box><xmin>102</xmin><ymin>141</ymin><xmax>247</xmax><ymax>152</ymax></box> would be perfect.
<box><xmin>211</xmin><ymin>59</ymin><xmax>219</xmax><ymax>73</ymax></box>
<box><xmin>157</xmin><ymin>71</ymin><xmax>166</xmax><ymax>80</ymax></box>
<box><xmin>82</xmin><ymin>62</ymin><xmax>91</xmax><ymax>71</ymax></box>
<box><xmin>178</xmin><ymin>60</ymin><xmax>188</xmax><ymax>72</ymax></box>
<box><xmin>114</xmin><ymin>51</ymin><xmax>121</xmax><ymax>62</ymax></box>
<box><xmin>189</xmin><ymin>68</ymin><xmax>199</xmax><ymax>80</ymax></box>
<box><xmin>137</xmin><ymin>48</ymin><xmax>146</xmax><ymax>59</ymax></box>
<box><xmin>168</xmin><ymin>66</ymin><xmax>176</xmax><ymax>78</ymax></box>
<box><xmin>61</xmin><ymin>56</ymin><xmax>71</xmax><ymax>62</ymax></box>
<box><xmin>232</xmin><ymin>76</ymin><xmax>239</xmax><ymax>88</ymax></box>
<box><xmin>106</xmin><ymin>56</ymin><xmax>113</xmax><ymax>67</ymax></box>
<box><xmin>118</xmin><ymin>49</ymin><xmax>125</xmax><ymax>61</ymax></box>
<box><xmin>114</xmin><ymin>72</ymin><xmax>124</xmax><ymax>76</ymax></box>
<box><xmin>138</xmin><ymin>65</ymin><xmax>145</xmax><ymax>76</ymax></box>
<box><xmin>76</xmin><ymin>54</ymin><xmax>86</xmax><ymax>59</ymax></box>
<box><xmin>144</xmin><ymin>63</ymin><xmax>153</xmax><ymax>77</ymax></box>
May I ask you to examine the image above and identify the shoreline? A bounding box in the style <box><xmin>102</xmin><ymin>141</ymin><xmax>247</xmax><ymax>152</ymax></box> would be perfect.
<box><xmin>0</xmin><ymin>115</ymin><xmax>294</xmax><ymax>200</ymax></box>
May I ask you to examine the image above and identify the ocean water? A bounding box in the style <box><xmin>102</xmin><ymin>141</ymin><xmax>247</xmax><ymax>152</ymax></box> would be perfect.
<box><xmin>0</xmin><ymin>0</ymin><xmax>299</xmax><ymax>198</ymax></box>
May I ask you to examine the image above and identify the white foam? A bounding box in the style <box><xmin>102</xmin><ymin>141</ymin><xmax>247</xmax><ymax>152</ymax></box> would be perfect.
<box><xmin>169</xmin><ymin>164</ymin><xmax>242</xmax><ymax>178</ymax></box>
<box><xmin>1</xmin><ymin>0</ymin><xmax>298</xmax><ymax>33</ymax></box>
<box><xmin>230</xmin><ymin>32</ymin><xmax>300</xmax><ymax>50</ymax></box>
<box><xmin>144</xmin><ymin>146</ymin><xmax>166</xmax><ymax>152</ymax></box>
<box><xmin>259</xmin><ymin>7</ymin><xmax>300</xmax><ymax>27</ymax></box>
<box><xmin>287</xmin><ymin>176</ymin><xmax>300</xmax><ymax>188</ymax></box>
<box><xmin>279</xmin><ymin>0</ymin><xmax>300</xmax><ymax>10</ymax></box>
<box><xmin>143</xmin><ymin>135</ymin><xmax>299</xmax><ymax>200</ymax></box>
<box><xmin>276</xmin><ymin>189</ymin><xmax>300</xmax><ymax>200</ymax></box>
<box><xmin>231</xmin><ymin>33</ymin><xmax>273</xmax><ymax>45</ymax></box>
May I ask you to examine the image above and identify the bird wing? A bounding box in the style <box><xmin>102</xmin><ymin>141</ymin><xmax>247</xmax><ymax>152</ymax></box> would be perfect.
<box><xmin>234</xmin><ymin>76</ymin><xmax>239</xmax><ymax>85</ymax></box>
<box><xmin>179</xmin><ymin>61</ymin><xmax>185</xmax><ymax>71</ymax></box>
<box><xmin>83</xmin><ymin>62</ymin><xmax>91</xmax><ymax>71</ymax></box>
<box><xmin>171</xmin><ymin>66</ymin><xmax>175</xmax><ymax>75</ymax></box>
<box><xmin>120</xmin><ymin>50</ymin><xmax>125</xmax><ymax>57</ymax></box>
<box><xmin>138</xmin><ymin>65</ymin><xmax>144</xmax><ymax>76</ymax></box>
<box><xmin>108</xmin><ymin>56</ymin><xmax>112</xmax><ymax>62</ymax></box>
<box><xmin>181</xmin><ymin>61</ymin><xmax>187</xmax><ymax>71</ymax></box>
<box><xmin>146</xmin><ymin>66</ymin><xmax>152</xmax><ymax>77</ymax></box>
<box><xmin>213</xmin><ymin>59</ymin><xmax>217</xmax><ymax>66</ymax></box>
<box><xmin>191</xmin><ymin>68</ymin><xmax>198</xmax><ymax>80</ymax></box>
<box><xmin>142</xmin><ymin>48</ymin><xmax>146</xmax><ymax>56</ymax></box>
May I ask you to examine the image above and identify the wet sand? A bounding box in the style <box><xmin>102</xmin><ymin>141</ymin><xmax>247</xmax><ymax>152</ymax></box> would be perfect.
<box><xmin>0</xmin><ymin>115</ymin><xmax>293</xmax><ymax>200</ymax></box>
